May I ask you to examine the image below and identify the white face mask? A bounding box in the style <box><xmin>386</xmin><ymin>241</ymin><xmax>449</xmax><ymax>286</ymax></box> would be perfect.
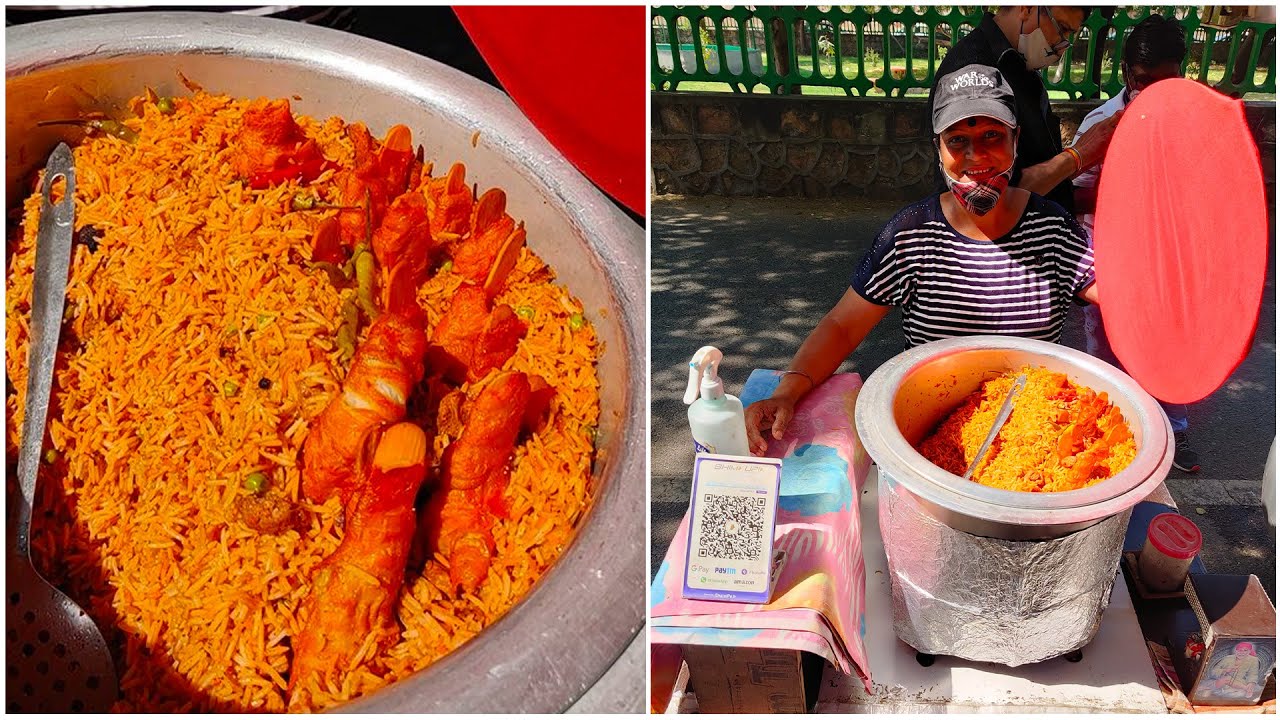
<box><xmin>1018</xmin><ymin>9</ymin><xmax>1063</xmax><ymax>70</ymax></box>
<box><xmin>1123</xmin><ymin>70</ymin><xmax>1141</xmax><ymax>103</ymax></box>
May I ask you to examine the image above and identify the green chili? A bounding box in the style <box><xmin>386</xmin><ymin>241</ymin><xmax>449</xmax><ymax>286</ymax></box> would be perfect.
<box><xmin>222</xmin><ymin>380</ymin><xmax>240</xmax><ymax>398</ymax></box>
<box><xmin>568</xmin><ymin>313</ymin><xmax>585</xmax><ymax>331</ymax></box>
<box><xmin>306</xmin><ymin>260</ymin><xmax>349</xmax><ymax>287</ymax></box>
<box><xmin>156</xmin><ymin>97</ymin><xmax>176</xmax><ymax>116</ymax></box>
<box><xmin>355</xmin><ymin>248</ymin><xmax>378</xmax><ymax>320</ymax></box>
<box><xmin>37</xmin><ymin>118</ymin><xmax>139</xmax><ymax>143</ymax></box>
<box><xmin>439</xmin><ymin>259</ymin><xmax>454</xmax><ymax>273</ymax></box>
<box><xmin>516</xmin><ymin>306</ymin><xmax>535</xmax><ymax>320</ymax></box>
<box><xmin>43</xmin><ymin>448</ymin><xmax>59</xmax><ymax>465</ymax></box>
<box><xmin>336</xmin><ymin>297</ymin><xmax>359</xmax><ymax>362</ymax></box>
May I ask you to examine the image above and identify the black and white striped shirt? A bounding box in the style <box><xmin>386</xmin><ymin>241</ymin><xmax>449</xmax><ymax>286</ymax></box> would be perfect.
<box><xmin>851</xmin><ymin>194</ymin><xmax>1095</xmax><ymax>348</ymax></box>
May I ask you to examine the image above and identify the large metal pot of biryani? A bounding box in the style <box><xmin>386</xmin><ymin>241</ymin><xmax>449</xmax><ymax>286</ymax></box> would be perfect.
<box><xmin>5</xmin><ymin>12</ymin><xmax>644</xmax><ymax>713</ymax></box>
<box><xmin>855</xmin><ymin>336</ymin><xmax>1173</xmax><ymax>664</ymax></box>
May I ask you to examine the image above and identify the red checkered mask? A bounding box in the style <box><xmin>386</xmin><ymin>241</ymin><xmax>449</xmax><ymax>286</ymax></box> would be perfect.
<box><xmin>939</xmin><ymin>155</ymin><xmax>1016</xmax><ymax>216</ymax></box>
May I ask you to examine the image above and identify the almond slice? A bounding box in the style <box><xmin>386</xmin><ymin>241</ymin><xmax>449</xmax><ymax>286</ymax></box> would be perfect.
<box><xmin>483</xmin><ymin>223</ymin><xmax>525</xmax><ymax>298</ymax></box>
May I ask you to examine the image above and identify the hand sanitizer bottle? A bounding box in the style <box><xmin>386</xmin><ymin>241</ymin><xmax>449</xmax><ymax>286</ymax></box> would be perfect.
<box><xmin>684</xmin><ymin>346</ymin><xmax>749</xmax><ymax>456</ymax></box>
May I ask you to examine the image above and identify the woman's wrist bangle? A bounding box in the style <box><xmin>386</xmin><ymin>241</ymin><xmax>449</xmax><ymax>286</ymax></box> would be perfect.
<box><xmin>780</xmin><ymin>369</ymin><xmax>814</xmax><ymax>391</ymax></box>
<box><xmin>1065</xmin><ymin>146</ymin><xmax>1084</xmax><ymax>174</ymax></box>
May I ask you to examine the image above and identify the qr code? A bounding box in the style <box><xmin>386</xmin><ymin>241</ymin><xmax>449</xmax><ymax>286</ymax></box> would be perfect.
<box><xmin>696</xmin><ymin>494</ymin><xmax>767</xmax><ymax>561</ymax></box>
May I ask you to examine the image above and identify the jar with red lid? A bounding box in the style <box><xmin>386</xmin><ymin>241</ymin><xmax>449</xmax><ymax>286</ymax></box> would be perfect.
<box><xmin>1138</xmin><ymin>512</ymin><xmax>1203</xmax><ymax>592</ymax></box>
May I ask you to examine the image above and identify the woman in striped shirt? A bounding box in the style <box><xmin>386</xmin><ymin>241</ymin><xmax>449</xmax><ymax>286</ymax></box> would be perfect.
<box><xmin>745</xmin><ymin>63</ymin><xmax>1100</xmax><ymax>456</ymax></box>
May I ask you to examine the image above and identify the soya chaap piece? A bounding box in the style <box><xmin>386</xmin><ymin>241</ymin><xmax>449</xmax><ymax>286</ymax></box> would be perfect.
<box><xmin>425</xmin><ymin>371</ymin><xmax>530</xmax><ymax>594</ymax></box>
<box><xmin>428</xmin><ymin>285</ymin><xmax>527</xmax><ymax>386</ymax></box>
<box><xmin>289</xmin><ymin>422</ymin><xmax>429</xmax><ymax>711</ymax></box>
<box><xmin>302</xmin><ymin>311</ymin><xmax>427</xmax><ymax>507</ymax></box>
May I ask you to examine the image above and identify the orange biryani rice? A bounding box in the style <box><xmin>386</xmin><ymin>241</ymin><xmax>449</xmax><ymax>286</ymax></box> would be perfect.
<box><xmin>5</xmin><ymin>90</ymin><xmax>600</xmax><ymax>711</ymax></box>
<box><xmin>916</xmin><ymin>367</ymin><xmax>1136</xmax><ymax>493</ymax></box>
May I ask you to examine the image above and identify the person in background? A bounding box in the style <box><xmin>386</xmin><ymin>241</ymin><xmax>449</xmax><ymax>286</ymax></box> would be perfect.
<box><xmin>1070</xmin><ymin>14</ymin><xmax>1201</xmax><ymax>472</ymax></box>
<box><xmin>930</xmin><ymin>6</ymin><xmax>1116</xmax><ymax>213</ymax></box>
<box><xmin>746</xmin><ymin>64</ymin><xmax>1099</xmax><ymax>454</ymax></box>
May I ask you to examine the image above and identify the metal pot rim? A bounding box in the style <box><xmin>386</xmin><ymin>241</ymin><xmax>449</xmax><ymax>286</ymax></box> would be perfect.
<box><xmin>6</xmin><ymin>12</ymin><xmax>645</xmax><ymax>714</ymax></box>
<box><xmin>856</xmin><ymin>336</ymin><xmax>1172</xmax><ymax>528</ymax></box>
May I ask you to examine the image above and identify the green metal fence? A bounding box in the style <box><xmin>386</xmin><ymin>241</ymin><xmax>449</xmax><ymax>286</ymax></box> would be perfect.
<box><xmin>650</xmin><ymin>6</ymin><xmax>1276</xmax><ymax>98</ymax></box>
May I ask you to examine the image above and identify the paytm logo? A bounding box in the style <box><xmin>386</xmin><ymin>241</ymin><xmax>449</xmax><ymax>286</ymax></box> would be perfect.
<box><xmin>713</xmin><ymin>566</ymin><xmax>738</xmax><ymax>575</ymax></box>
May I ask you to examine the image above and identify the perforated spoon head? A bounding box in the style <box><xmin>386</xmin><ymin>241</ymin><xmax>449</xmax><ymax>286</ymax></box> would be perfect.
<box><xmin>6</xmin><ymin>556</ymin><xmax>117</xmax><ymax>712</ymax></box>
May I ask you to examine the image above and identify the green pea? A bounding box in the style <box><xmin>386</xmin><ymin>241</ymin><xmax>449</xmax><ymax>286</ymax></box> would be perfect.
<box><xmin>156</xmin><ymin>96</ymin><xmax>175</xmax><ymax>115</ymax></box>
<box><xmin>244</xmin><ymin>471</ymin><xmax>268</xmax><ymax>495</ymax></box>
<box><xmin>222</xmin><ymin>380</ymin><xmax>239</xmax><ymax>397</ymax></box>
<box><xmin>43</xmin><ymin>448</ymin><xmax>59</xmax><ymax>465</ymax></box>
<box><xmin>516</xmin><ymin>306</ymin><xmax>535</xmax><ymax>320</ymax></box>
<box><xmin>568</xmin><ymin>313</ymin><xmax>585</xmax><ymax>331</ymax></box>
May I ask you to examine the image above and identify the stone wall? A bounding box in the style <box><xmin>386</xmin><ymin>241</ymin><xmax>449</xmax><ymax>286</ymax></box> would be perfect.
<box><xmin>651</xmin><ymin>92</ymin><xmax>1277</xmax><ymax>201</ymax></box>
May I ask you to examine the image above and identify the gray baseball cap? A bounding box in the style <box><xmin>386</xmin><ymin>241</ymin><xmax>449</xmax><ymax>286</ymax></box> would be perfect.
<box><xmin>932</xmin><ymin>64</ymin><xmax>1018</xmax><ymax>134</ymax></box>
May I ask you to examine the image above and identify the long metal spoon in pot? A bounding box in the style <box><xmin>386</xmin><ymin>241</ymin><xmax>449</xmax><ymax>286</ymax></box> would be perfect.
<box><xmin>5</xmin><ymin>143</ymin><xmax>118</xmax><ymax>712</ymax></box>
<box><xmin>962</xmin><ymin>373</ymin><xmax>1028</xmax><ymax>481</ymax></box>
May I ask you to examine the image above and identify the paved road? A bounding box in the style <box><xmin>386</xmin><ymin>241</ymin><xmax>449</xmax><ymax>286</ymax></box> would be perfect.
<box><xmin>651</xmin><ymin>195</ymin><xmax>1277</xmax><ymax>602</ymax></box>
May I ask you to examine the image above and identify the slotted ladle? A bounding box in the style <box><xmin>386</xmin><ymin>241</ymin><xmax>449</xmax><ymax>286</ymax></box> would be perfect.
<box><xmin>6</xmin><ymin>142</ymin><xmax>118</xmax><ymax>712</ymax></box>
<box><xmin>962</xmin><ymin>373</ymin><xmax>1027</xmax><ymax>481</ymax></box>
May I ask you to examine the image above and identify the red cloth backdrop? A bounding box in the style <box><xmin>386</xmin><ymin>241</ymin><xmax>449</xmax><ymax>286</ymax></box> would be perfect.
<box><xmin>456</xmin><ymin>6</ymin><xmax>647</xmax><ymax>215</ymax></box>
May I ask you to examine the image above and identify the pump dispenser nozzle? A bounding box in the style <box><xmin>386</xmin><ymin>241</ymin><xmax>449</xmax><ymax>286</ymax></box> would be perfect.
<box><xmin>684</xmin><ymin>346</ymin><xmax>725</xmax><ymax>404</ymax></box>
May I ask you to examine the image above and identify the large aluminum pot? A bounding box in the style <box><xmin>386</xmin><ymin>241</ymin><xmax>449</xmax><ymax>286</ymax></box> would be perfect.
<box><xmin>6</xmin><ymin>12</ymin><xmax>645</xmax><ymax>713</ymax></box>
<box><xmin>856</xmin><ymin>336</ymin><xmax>1173</xmax><ymax>663</ymax></box>
<box><xmin>856</xmin><ymin>336</ymin><xmax>1173</xmax><ymax>541</ymax></box>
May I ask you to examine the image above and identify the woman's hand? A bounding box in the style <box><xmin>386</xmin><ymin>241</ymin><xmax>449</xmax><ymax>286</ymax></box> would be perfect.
<box><xmin>1073</xmin><ymin>110</ymin><xmax>1124</xmax><ymax>169</ymax></box>
<box><xmin>744</xmin><ymin>395</ymin><xmax>797</xmax><ymax>456</ymax></box>
<box><xmin>741</xmin><ymin>290</ymin><xmax>890</xmax><ymax>456</ymax></box>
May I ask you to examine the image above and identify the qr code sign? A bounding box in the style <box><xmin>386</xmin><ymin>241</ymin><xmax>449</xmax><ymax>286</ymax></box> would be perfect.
<box><xmin>697</xmin><ymin>493</ymin><xmax>767</xmax><ymax>561</ymax></box>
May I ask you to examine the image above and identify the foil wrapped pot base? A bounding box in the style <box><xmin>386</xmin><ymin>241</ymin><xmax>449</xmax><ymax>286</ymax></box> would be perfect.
<box><xmin>880</xmin><ymin>474</ymin><xmax>1131</xmax><ymax>665</ymax></box>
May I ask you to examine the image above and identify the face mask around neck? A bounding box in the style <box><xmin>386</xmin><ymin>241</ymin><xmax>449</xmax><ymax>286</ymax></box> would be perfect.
<box><xmin>938</xmin><ymin>143</ymin><xmax>1018</xmax><ymax>217</ymax></box>
<box><xmin>1018</xmin><ymin>8</ymin><xmax>1063</xmax><ymax>70</ymax></box>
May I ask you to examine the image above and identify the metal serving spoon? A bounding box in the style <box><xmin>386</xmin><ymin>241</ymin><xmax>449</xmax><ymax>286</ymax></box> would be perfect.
<box><xmin>962</xmin><ymin>373</ymin><xmax>1028</xmax><ymax>481</ymax></box>
<box><xmin>6</xmin><ymin>143</ymin><xmax>118</xmax><ymax>712</ymax></box>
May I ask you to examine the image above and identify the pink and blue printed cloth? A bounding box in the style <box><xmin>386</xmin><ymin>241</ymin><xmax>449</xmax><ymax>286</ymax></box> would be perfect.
<box><xmin>650</xmin><ymin>370</ymin><xmax>872</xmax><ymax>692</ymax></box>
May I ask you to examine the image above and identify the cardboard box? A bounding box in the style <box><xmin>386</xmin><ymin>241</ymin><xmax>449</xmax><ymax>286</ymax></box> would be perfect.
<box><xmin>1172</xmin><ymin>574</ymin><xmax>1276</xmax><ymax>706</ymax></box>
<box><xmin>683</xmin><ymin>645</ymin><xmax>825</xmax><ymax>713</ymax></box>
